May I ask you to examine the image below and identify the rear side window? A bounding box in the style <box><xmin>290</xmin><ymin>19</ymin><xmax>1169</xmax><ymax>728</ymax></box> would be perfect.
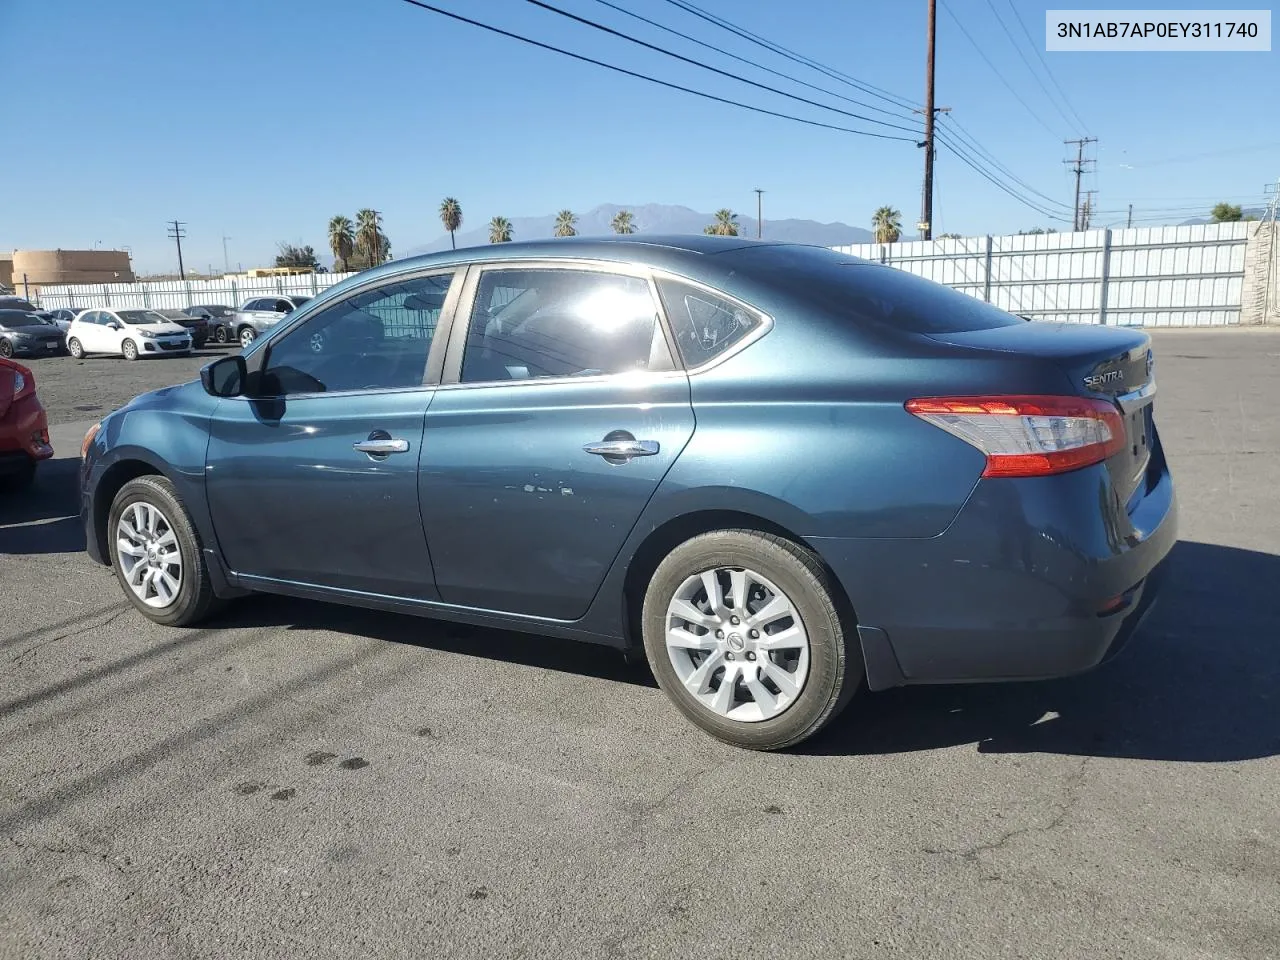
<box><xmin>656</xmin><ymin>279</ymin><xmax>763</xmax><ymax>368</ymax></box>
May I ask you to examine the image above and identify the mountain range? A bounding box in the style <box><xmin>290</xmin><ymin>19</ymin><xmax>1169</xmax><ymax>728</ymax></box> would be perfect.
<box><xmin>404</xmin><ymin>203</ymin><xmax>875</xmax><ymax>255</ymax></box>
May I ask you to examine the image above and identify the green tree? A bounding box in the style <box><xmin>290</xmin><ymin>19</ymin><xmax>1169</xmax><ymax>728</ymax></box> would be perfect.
<box><xmin>327</xmin><ymin>215</ymin><xmax>354</xmax><ymax>272</ymax></box>
<box><xmin>703</xmin><ymin>209</ymin><xmax>739</xmax><ymax>236</ymax></box>
<box><xmin>274</xmin><ymin>243</ymin><xmax>319</xmax><ymax>270</ymax></box>
<box><xmin>871</xmin><ymin>206</ymin><xmax>902</xmax><ymax>244</ymax></box>
<box><xmin>554</xmin><ymin>209</ymin><xmax>578</xmax><ymax>237</ymax></box>
<box><xmin>611</xmin><ymin>209</ymin><xmax>636</xmax><ymax>234</ymax></box>
<box><xmin>1211</xmin><ymin>202</ymin><xmax>1243</xmax><ymax>223</ymax></box>
<box><xmin>354</xmin><ymin>208</ymin><xmax>389</xmax><ymax>266</ymax></box>
<box><xmin>439</xmin><ymin>197</ymin><xmax>463</xmax><ymax>250</ymax></box>
<box><xmin>488</xmin><ymin>216</ymin><xmax>513</xmax><ymax>243</ymax></box>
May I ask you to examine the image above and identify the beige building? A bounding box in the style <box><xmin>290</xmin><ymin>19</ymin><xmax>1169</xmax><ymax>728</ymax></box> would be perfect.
<box><xmin>8</xmin><ymin>249</ymin><xmax>135</xmax><ymax>292</ymax></box>
<box><xmin>0</xmin><ymin>256</ymin><xmax>12</xmax><ymax>291</ymax></box>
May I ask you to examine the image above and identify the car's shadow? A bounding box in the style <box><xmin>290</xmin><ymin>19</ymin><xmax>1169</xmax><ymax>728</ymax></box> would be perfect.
<box><xmin>4</xmin><ymin>468</ymin><xmax>1277</xmax><ymax>764</ymax></box>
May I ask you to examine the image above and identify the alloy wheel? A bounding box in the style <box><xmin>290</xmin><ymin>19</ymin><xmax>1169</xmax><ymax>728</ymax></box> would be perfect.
<box><xmin>239</xmin><ymin>328</ymin><xmax>256</xmax><ymax>348</ymax></box>
<box><xmin>115</xmin><ymin>501</ymin><xmax>183</xmax><ymax>608</ymax></box>
<box><xmin>664</xmin><ymin>566</ymin><xmax>810</xmax><ymax>722</ymax></box>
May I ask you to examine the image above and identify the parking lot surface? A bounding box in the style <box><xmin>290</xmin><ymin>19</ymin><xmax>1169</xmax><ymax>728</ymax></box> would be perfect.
<box><xmin>1</xmin><ymin>329</ymin><xmax>1278</xmax><ymax>959</ymax></box>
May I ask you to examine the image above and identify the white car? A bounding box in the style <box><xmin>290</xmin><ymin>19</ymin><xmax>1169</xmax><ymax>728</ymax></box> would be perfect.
<box><xmin>65</xmin><ymin>308</ymin><xmax>193</xmax><ymax>361</ymax></box>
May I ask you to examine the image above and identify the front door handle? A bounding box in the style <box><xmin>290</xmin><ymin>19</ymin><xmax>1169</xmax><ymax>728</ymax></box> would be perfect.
<box><xmin>354</xmin><ymin>438</ymin><xmax>410</xmax><ymax>456</ymax></box>
<box><xmin>582</xmin><ymin>439</ymin><xmax>660</xmax><ymax>459</ymax></box>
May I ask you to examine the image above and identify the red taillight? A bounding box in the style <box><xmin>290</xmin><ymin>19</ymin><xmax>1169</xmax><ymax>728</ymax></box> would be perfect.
<box><xmin>905</xmin><ymin>395</ymin><xmax>1125</xmax><ymax>478</ymax></box>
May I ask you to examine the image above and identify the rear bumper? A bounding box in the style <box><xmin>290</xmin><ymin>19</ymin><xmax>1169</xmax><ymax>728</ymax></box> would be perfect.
<box><xmin>0</xmin><ymin>394</ymin><xmax>53</xmax><ymax>468</ymax></box>
<box><xmin>811</xmin><ymin>450</ymin><xmax>1177</xmax><ymax>688</ymax></box>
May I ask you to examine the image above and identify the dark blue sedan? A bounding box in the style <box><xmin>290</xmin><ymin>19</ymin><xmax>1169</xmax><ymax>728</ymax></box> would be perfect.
<box><xmin>79</xmin><ymin>236</ymin><xmax>1175</xmax><ymax>750</ymax></box>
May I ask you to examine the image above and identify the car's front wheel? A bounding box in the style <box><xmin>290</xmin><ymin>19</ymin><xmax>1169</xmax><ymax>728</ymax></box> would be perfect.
<box><xmin>121</xmin><ymin>339</ymin><xmax>139</xmax><ymax>361</ymax></box>
<box><xmin>0</xmin><ymin>339</ymin><xmax>12</xmax><ymax>358</ymax></box>
<box><xmin>214</xmin><ymin>326</ymin><xmax>228</xmax><ymax>344</ymax></box>
<box><xmin>66</xmin><ymin>337</ymin><xmax>84</xmax><ymax>359</ymax></box>
<box><xmin>109</xmin><ymin>476</ymin><xmax>221</xmax><ymax>626</ymax></box>
<box><xmin>238</xmin><ymin>327</ymin><xmax>256</xmax><ymax>348</ymax></box>
<box><xmin>641</xmin><ymin>529</ymin><xmax>861</xmax><ymax>751</ymax></box>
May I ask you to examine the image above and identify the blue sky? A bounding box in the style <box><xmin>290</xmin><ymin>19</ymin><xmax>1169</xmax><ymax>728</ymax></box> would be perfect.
<box><xmin>2</xmin><ymin>0</ymin><xmax>1275</xmax><ymax>273</ymax></box>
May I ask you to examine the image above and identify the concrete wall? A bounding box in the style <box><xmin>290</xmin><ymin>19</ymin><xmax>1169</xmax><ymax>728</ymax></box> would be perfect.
<box><xmin>1240</xmin><ymin>221</ymin><xmax>1279</xmax><ymax>325</ymax></box>
<box><xmin>10</xmin><ymin>249</ymin><xmax>135</xmax><ymax>288</ymax></box>
<box><xmin>0</xmin><ymin>257</ymin><xmax>12</xmax><ymax>290</ymax></box>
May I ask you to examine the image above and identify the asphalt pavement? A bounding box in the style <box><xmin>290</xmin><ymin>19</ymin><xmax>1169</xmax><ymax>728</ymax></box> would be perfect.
<box><xmin>1</xmin><ymin>329</ymin><xmax>1278</xmax><ymax>959</ymax></box>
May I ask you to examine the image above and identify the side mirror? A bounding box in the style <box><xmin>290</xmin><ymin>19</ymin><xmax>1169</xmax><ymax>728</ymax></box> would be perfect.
<box><xmin>108</xmin><ymin>320</ymin><xmax>122</xmax><ymax>330</ymax></box>
<box><xmin>200</xmin><ymin>354</ymin><xmax>246</xmax><ymax>397</ymax></box>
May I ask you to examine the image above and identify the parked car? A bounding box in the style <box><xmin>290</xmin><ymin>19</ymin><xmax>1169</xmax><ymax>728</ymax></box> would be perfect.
<box><xmin>45</xmin><ymin>308</ymin><xmax>81</xmax><ymax>331</ymax></box>
<box><xmin>183</xmin><ymin>304</ymin><xmax>237</xmax><ymax>343</ymax></box>
<box><xmin>65</xmin><ymin>308</ymin><xmax>192</xmax><ymax>360</ymax></box>
<box><xmin>0</xmin><ymin>296</ymin><xmax>57</xmax><ymax>327</ymax></box>
<box><xmin>153</xmin><ymin>308</ymin><xmax>209</xmax><ymax>348</ymax></box>
<box><xmin>0</xmin><ymin>309</ymin><xmax>66</xmax><ymax>358</ymax></box>
<box><xmin>0</xmin><ymin>357</ymin><xmax>53</xmax><ymax>489</ymax></box>
<box><xmin>78</xmin><ymin>237</ymin><xmax>1176</xmax><ymax>751</ymax></box>
<box><xmin>232</xmin><ymin>296</ymin><xmax>311</xmax><ymax>348</ymax></box>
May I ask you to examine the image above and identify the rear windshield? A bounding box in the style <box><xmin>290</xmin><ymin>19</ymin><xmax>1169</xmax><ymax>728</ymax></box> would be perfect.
<box><xmin>118</xmin><ymin>310</ymin><xmax>169</xmax><ymax>325</ymax></box>
<box><xmin>0</xmin><ymin>298</ymin><xmax>39</xmax><ymax>312</ymax></box>
<box><xmin>731</xmin><ymin>245</ymin><xmax>1023</xmax><ymax>334</ymax></box>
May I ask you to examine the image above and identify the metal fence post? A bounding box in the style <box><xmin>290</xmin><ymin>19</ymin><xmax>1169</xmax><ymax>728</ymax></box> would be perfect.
<box><xmin>983</xmin><ymin>235</ymin><xmax>993</xmax><ymax>302</ymax></box>
<box><xmin>1098</xmin><ymin>228</ymin><xmax>1113</xmax><ymax>325</ymax></box>
<box><xmin>310</xmin><ymin>272</ymin><xmax>318</xmax><ymax>295</ymax></box>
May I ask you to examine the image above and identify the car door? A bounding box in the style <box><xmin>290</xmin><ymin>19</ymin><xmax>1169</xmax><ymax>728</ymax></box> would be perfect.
<box><xmin>419</xmin><ymin>262</ymin><xmax>696</xmax><ymax>620</ymax></box>
<box><xmin>75</xmin><ymin>311</ymin><xmax>106</xmax><ymax>352</ymax></box>
<box><xmin>101</xmin><ymin>311</ymin><xmax>128</xmax><ymax>354</ymax></box>
<box><xmin>205</xmin><ymin>269</ymin><xmax>460</xmax><ymax>599</ymax></box>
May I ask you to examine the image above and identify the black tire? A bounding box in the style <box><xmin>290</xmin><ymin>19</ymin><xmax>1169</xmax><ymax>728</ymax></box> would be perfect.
<box><xmin>0</xmin><ymin>339</ymin><xmax>12</xmax><ymax>358</ymax></box>
<box><xmin>108</xmin><ymin>475</ymin><xmax>222</xmax><ymax>626</ymax></box>
<box><xmin>122</xmin><ymin>338</ymin><xmax>139</xmax><ymax>361</ymax></box>
<box><xmin>238</xmin><ymin>327</ymin><xmax>256</xmax><ymax>348</ymax></box>
<box><xmin>214</xmin><ymin>326</ymin><xmax>228</xmax><ymax>344</ymax></box>
<box><xmin>66</xmin><ymin>337</ymin><xmax>84</xmax><ymax>359</ymax></box>
<box><xmin>641</xmin><ymin>529</ymin><xmax>862</xmax><ymax>751</ymax></box>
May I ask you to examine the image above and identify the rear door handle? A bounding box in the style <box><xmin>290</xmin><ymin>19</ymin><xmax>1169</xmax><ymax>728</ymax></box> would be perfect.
<box><xmin>583</xmin><ymin>439</ymin><xmax>660</xmax><ymax>458</ymax></box>
<box><xmin>353</xmin><ymin>438</ymin><xmax>410</xmax><ymax>456</ymax></box>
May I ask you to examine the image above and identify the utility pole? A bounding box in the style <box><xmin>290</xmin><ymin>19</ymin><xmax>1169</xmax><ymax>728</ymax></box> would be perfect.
<box><xmin>167</xmin><ymin>220</ymin><xmax>187</xmax><ymax>280</ymax></box>
<box><xmin>222</xmin><ymin>236</ymin><xmax>231</xmax><ymax>275</ymax></box>
<box><xmin>754</xmin><ymin>188</ymin><xmax>764</xmax><ymax>239</ymax></box>
<box><xmin>918</xmin><ymin>0</ymin><xmax>938</xmax><ymax>241</ymax></box>
<box><xmin>1127</xmin><ymin>203</ymin><xmax>1133</xmax><ymax>228</ymax></box>
<box><xmin>1063</xmin><ymin>138</ymin><xmax>1097</xmax><ymax>231</ymax></box>
<box><xmin>1081</xmin><ymin>190</ymin><xmax>1097</xmax><ymax>231</ymax></box>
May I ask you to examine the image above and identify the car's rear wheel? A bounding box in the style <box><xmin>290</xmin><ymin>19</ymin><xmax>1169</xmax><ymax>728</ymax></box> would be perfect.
<box><xmin>66</xmin><ymin>337</ymin><xmax>84</xmax><ymax>359</ymax></box>
<box><xmin>214</xmin><ymin>326</ymin><xmax>228</xmax><ymax>344</ymax></box>
<box><xmin>122</xmin><ymin>339</ymin><xmax>139</xmax><ymax>361</ymax></box>
<box><xmin>641</xmin><ymin>529</ymin><xmax>861</xmax><ymax>751</ymax></box>
<box><xmin>0</xmin><ymin>339</ymin><xmax>12</xmax><ymax>358</ymax></box>
<box><xmin>109</xmin><ymin>476</ymin><xmax>221</xmax><ymax>626</ymax></box>
<box><xmin>238</xmin><ymin>327</ymin><xmax>256</xmax><ymax>348</ymax></box>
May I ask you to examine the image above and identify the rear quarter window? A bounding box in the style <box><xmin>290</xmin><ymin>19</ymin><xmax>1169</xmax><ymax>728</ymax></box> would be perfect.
<box><xmin>656</xmin><ymin>279</ymin><xmax>764</xmax><ymax>368</ymax></box>
<box><xmin>732</xmin><ymin>245</ymin><xmax>1022</xmax><ymax>335</ymax></box>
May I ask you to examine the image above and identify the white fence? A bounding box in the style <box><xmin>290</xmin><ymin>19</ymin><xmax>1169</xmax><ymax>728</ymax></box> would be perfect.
<box><xmin>31</xmin><ymin>222</ymin><xmax>1266</xmax><ymax>327</ymax></box>
<box><xmin>33</xmin><ymin>272</ymin><xmax>360</xmax><ymax>312</ymax></box>
<box><xmin>833</xmin><ymin>222</ymin><xmax>1253</xmax><ymax>326</ymax></box>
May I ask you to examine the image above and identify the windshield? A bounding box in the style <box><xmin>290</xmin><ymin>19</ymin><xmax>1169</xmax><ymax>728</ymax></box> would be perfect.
<box><xmin>0</xmin><ymin>310</ymin><xmax>46</xmax><ymax>327</ymax></box>
<box><xmin>118</xmin><ymin>310</ymin><xmax>170</xmax><ymax>325</ymax></box>
<box><xmin>197</xmin><ymin>305</ymin><xmax>234</xmax><ymax>316</ymax></box>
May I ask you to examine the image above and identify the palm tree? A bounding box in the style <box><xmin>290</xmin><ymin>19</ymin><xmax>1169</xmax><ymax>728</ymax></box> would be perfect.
<box><xmin>327</xmin><ymin>215</ymin><xmax>354</xmax><ymax>272</ymax></box>
<box><xmin>871</xmin><ymin>206</ymin><xmax>902</xmax><ymax>244</ymax></box>
<box><xmin>703</xmin><ymin>209</ymin><xmax>739</xmax><ymax>237</ymax></box>
<box><xmin>611</xmin><ymin>210</ymin><xmax>636</xmax><ymax>234</ymax></box>
<box><xmin>355</xmin><ymin>208</ymin><xmax>385</xmax><ymax>264</ymax></box>
<box><xmin>488</xmin><ymin>216</ymin><xmax>513</xmax><ymax>243</ymax></box>
<box><xmin>439</xmin><ymin>197</ymin><xmax>463</xmax><ymax>249</ymax></box>
<box><xmin>554</xmin><ymin>210</ymin><xmax>578</xmax><ymax>238</ymax></box>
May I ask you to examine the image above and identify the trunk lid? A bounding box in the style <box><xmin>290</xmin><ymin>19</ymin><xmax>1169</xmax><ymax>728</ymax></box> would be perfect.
<box><xmin>925</xmin><ymin>322</ymin><xmax>1155</xmax><ymax>505</ymax></box>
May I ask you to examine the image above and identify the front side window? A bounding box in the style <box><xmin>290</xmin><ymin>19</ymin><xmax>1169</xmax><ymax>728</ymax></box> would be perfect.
<box><xmin>460</xmin><ymin>269</ymin><xmax>668</xmax><ymax>384</ymax></box>
<box><xmin>656</xmin><ymin>279</ymin><xmax>764</xmax><ymax>368</ymax></box>
<box><xmin>259</xmin><ymin>272</ymin><xmax>454</xmax><ymax>396</ymax></box>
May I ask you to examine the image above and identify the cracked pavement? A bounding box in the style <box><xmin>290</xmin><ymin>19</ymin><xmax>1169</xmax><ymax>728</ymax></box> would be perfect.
<box><xmin>1</xmin><ymin>330</ymin><xmax>1279</xmax><ymax>959</ymax></box>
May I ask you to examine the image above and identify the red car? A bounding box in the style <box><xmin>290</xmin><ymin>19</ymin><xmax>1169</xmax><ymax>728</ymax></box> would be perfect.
<box><xmin>0</xmin><ymin>357</ymin><xmax>53</xmax><ymax>489</ymax></box>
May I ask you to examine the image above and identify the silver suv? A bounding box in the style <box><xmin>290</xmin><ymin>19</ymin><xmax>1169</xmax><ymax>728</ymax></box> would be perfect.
<box><xmin>232</xmin><ymin>295</ymin><xmax>311</xmax><ymax>348</ymax></box>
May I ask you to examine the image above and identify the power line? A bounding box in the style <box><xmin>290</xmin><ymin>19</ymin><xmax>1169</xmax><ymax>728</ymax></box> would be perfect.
<box><xmin>657</xmin><ymin>0</ymin><xmax>918</xmax><ymax>111</ymax></box>
<box><xmin>584</xmin><ymin>0</ymin><xmax>916</xmax><ymax>124</ymax></box>
<box><xmin>524</xmin><ymin>0</ymin><xmax>921</xmax><ymax>135</ymax></box>
<box><xmin>1064</xmin><ymin>137</ymin><xmax>1097</xmax><ymax>229</ymax></box>
<box><xmin>934</xmin><ymin>130</ymin><xmax>1072</xmax><ymax>222</ymax></box>
<box><xmin>940</xmin><ymin>115</ymin><xmax>1072</xmax><ymax>212</ymax></box>
<box><xmin>1002</xmin><ymin>0</ymin><xmax>1088</xmax><ymax>131</ymax></box>
<box><xmin>938</xmin><ymin>0</ymin><xmax>1059</xmax><ymax>138</ymax></box>
<box><xmin>166</xmin><ymin>220</ymin><xmax>187</xmax><ymax>281</ymax></box>
<box><xmin>394</xmin><ymin>0</ymin><xmax>918</xmax><ymax>142</ymax></box>
<box><xmin>981</xmin><ymin>0</ymin><xmax>1080</xmax><ymax>134</ymax></box>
